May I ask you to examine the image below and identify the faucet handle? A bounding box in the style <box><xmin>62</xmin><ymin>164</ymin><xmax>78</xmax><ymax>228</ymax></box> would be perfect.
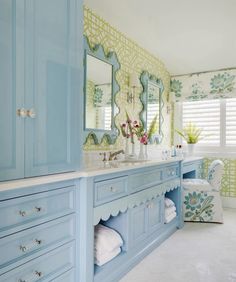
<box><xmin>99</xmin><ymin>152</ymin><xmax>107</xmax><ymax>162</ymax></box>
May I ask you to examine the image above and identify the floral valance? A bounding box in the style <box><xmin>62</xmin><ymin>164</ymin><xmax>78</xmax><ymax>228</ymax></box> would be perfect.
<box><xmin>170</xmin><ymin>68</ymin><xmax>236</xmax><ymax>102</ymax></box>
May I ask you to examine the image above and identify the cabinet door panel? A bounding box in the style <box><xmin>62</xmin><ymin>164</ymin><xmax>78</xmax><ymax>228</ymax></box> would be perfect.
<box><xmin>24</xmin><ymin>0</ymin><xmax>81</xmax><ymax>177</ymax></box>
<box><xmin>147</xmin><ymin>197</ymin><xmax>164</xmax><ymax>234</ymax></box>
<box><xmin>129</xmin><ymin>204</ymin><xmax>147</xmax><ymax>247</ymax></box>
<box><xmin>0</xmin><ymin>0</ymin><xmax>24</xmax><ymax>181</ymax></box>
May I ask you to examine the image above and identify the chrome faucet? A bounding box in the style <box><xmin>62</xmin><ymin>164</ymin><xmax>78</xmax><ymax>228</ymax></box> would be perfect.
<box><xmin>108</xmin><ymin>150</ymin><xmax>125</xmax><ymax>161</ymax></box>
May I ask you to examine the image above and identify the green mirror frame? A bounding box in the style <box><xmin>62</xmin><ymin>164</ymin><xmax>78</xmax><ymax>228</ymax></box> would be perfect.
<box><xmin>140</xmin><ymin>71</ymin><xmax>164</xmax><ymax>144</ymax></box>
<box><xmin>83</xmin><ymin>36</ymin><xmax>120</xmax><ymax>144</ymax></box>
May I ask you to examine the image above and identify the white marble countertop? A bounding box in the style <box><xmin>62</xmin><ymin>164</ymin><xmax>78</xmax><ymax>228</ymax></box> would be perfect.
<box><xmin>0</xmin><ymin>157</ymin><xmax>184</xmax><ymax>192</ymax></box>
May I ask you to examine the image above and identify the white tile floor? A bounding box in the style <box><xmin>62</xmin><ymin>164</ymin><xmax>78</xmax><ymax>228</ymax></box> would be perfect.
<box><xmin>120</xmin><ymin>209</ymin><xmax>236</xmax><ymax>282</ymax></box>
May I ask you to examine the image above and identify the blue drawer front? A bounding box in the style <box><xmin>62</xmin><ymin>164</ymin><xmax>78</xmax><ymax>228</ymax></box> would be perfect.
<box><xmin>54</xmin><ymin>268</ymin><xmax>75</xmax><ymax>282</ymax></box>
<box><xmin>0</xmin><ymin>241</ymin><xmax>75</xmax><ymax>282</ymax></box>
<box><xmin>0</xmin><ymin>186</ymin><xmax>75</xmax><ymax>238</ymax></box>
<box><xmin>0</xmin><ymin>214</ymin><xmax>75</xmax><ymax>274</ymax></box>
<box><xmin>128</xmin><ymin>169</ymin><xmax>162</xmax><ymax>193</ymax></box>
<box><xmin>94</xmin><ymin>176</ymin><xmax>128</xmax><ymax>206</ymax></box>
<box><xmin>163</xmin><ymin>165</ymin><xmax>179</xmax><ymax>180</ymax></box>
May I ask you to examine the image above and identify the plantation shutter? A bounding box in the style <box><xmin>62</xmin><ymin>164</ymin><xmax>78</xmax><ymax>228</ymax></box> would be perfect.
<box><xmin>182</xmin><ymin>100</ymin><xmax>220</xmax><ymax>145</ymax></box>
<box><xmin>226</xmin><ymin>98</ymin><xmax>236</xmax><ymax>146</ymax></box>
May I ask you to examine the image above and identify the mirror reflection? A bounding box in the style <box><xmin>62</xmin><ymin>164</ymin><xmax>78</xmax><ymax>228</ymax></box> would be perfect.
<box><xmin>140</xmin><ymin>71</ymin><xmax>164</xmax><ymax>144</ymax></box>
<box><xmin>147</xmin><ymin>80</ymin><xmax>160</xmax><ymax>134</ymax></box>
<box><xmin>85</xmin><ymin>54</ymin><xmax>112</xmax><ymax>131</ymax></box>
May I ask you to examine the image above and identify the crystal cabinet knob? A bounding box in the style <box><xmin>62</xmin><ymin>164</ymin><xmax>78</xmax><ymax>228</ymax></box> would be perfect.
<box><xmin>27</xmin><ymin>108</ymin><xmax>36</xmax><ymax>118</ymax></box>
<box><xmin>17</xmin><ymin>108</ymin><xmax>27</xmax><ymax>118</ymax></box>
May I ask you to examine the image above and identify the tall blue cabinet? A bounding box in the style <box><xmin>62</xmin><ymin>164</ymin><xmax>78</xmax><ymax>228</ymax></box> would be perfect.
<box><xmin>0</xmin><ymin>0</ymin><xmax>83</xmax><ymax>181</ymax></box>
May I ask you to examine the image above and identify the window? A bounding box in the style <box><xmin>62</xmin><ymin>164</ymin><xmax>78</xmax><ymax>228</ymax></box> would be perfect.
<box><xmin>179</xmin><ymin>98</ymin><xmax>236</xmax><ymax>152</ymax></box>
<box><xmin>226</xmin><ymin>98</ymin><xmax>236</xmax><ymax>146</ymax></box>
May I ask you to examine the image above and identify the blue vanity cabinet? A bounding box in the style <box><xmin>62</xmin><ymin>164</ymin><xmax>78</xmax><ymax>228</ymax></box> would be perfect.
<box><xmin>0</xmin><ymin>179</ymin><xmax>79</xmax><ymax>281</ymax></box>
<box><xmin>182</xmin><ymin>158</ymin><xmax>204</xmax><ymax>179</ymax></box>
<box><xmin>0</xmin><ymin>0</ymin><xmax>24</xmax><ymax>181</ymax></box>
<box><xmin>129</xmin><ymin>196</ymin><xmax>164</xmax><ymax>248</ymax></box>
<box><xmin>0</xmin><ymin>0</ymin><xmax>83</xmax><ymax>181</ymax></box>
<box><xmin>92</xmin><ymin>161</ymin><xmax>182</xmax><ymax>282</ymax></box>
<box><xmin>147</xmin><ymin>196</ymin><xmax>164</xmax><ymax>234</ymax></box>
<box><xmin>129</xmin><ymin>203</ymin><xmax>147</xmax><ymax>247</ymax></box>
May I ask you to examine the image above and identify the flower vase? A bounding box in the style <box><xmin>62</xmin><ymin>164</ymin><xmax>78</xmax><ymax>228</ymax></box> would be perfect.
<box><xmin>138</xmin><ymin>143</ymin><xmax>145</xmax><ymax>160</ymax></box>
<box><xmin>130</xmin><ymin>142</ymin><xmax>137</xmax><ymax>160</ymax></box>
<box><xmin>124</xmin><ymin>138</ymin><xmax>130</xmax><ymax>160</ymax></box>
<box><xmin>144</xmin><ymin>144</ymin><xmax>148</xmax><ymax>160</ymax></box>
<box><xmin>188</xmin><ymin>143</ymin><xmax>195</xmax><ymax>156</ymax></box>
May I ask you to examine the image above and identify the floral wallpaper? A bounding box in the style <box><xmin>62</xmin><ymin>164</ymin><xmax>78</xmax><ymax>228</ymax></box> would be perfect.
<box><xmin>83</xmin><ymin>7</ymin><xmax>171</xmax><ymax>151</ymax></box>
<box><xmin>171</xmin><ymin>68</ymin><xmax>236</xmax><ymax>102</ymax></box>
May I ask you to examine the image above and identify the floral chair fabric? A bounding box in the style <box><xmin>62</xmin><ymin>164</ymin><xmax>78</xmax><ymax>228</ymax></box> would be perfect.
<box><xmin>183</xmin><ymin>160</ymin><xmax>224</xmax><ymax>223</ymax></box>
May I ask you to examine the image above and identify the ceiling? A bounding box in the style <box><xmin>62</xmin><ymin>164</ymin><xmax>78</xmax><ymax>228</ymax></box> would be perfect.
<box><xmin>84</xmin><ymin>0</ymin><xmax>236</xmax><ymax>76</ymax></box>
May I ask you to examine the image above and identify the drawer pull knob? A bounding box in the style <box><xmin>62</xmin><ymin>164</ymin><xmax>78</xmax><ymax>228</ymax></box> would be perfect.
<box><xmin>110</xmin><ymin>186</ymin><xmax>117</xmax><ymax>192</ymax></box>
<box><xmin>19</xmin><ymin>239</ymin><xmax>42</xmax><ymax>253</ymax></box>
<box><xmin>27</xmin><ymin>108</ymin><xmax>36</xmax><ymax>118</ymax></box>
<box><xmin>18</xmin><ymin>270</ymin><xmax>43</xmax><ymax>282</ymax></box>
<box><xmin>19</xmin><ymin>206</ymin><xmax>43</xmax><ymax>217</ymax></box>
<box><xmin>17</xmin><ymin>108</ymin><xmax>27</xmax><ymax>118</ymax></box>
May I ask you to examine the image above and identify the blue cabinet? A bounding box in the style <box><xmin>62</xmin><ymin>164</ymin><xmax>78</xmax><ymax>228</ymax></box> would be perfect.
<box><xmin>129</xmin><ymin>196</ymin><xmax>164</xmax><ymax>247</ymax></box>
<box><xmin>0</xmin><ymin>180</ymin><xmax>78</xmax><ymax>280</ymax></box>
<box><xmin>0</xmin><ymin>0</ymin><xmax>83</xmax><ymax>181</ymax></box>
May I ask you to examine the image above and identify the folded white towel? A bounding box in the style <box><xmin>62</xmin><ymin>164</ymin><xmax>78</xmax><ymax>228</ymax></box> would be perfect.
<box><xmin>95</xmin><ymin>247</ymin><xmax>121</xmax><ymax>266</ymax></box>
<box><xmin>94</xmin><ymin>224</ymin><xmax>123</xmax><ymax>254</ymax></box>
<box><xmin>165</xmin><ymin>211</ymin><xmax>177</xmax><ymax>224</ymax></box>
<box><xmin>165</xmin><ymin>197</ymin><xmax>175</xmax><ymax>208</ymax></box>
<box><xmin>165</xmin><ymin>206</ymin><xmax>176</xmax><ymax>218</ymax></box>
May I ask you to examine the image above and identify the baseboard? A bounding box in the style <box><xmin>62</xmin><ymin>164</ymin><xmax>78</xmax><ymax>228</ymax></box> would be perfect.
<box><xmin>222</xmin><ymin>197</ymin><xmax>236</xmax><ymax>209</ymax></box>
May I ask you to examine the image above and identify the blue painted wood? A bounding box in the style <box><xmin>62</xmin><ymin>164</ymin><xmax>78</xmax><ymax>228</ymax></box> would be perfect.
<box><xmin>83</xmin><ymin>36</ymin><xmax>121</xmax><ymax>145</ymax></box>
<box><xmin>91</xmin><ymin>161</ymin><xmax>183</xmax><ymax>282</ymax></box>
<box><xmin>54</xmin><ymin>268</ymin><xmax>75</xmax><ymax>282</ymax></box>
<box><xmin>0</xmin><ymin>0</ymin><xmax>83</xmax><ymax>181</ymax></box>
<box><xmin>24</xmin><ymin>0</ymin><xmax>83</xmax><ymax>177</ymax></box>
<box><xmin>0</xmin><ymin>0</ymin><xmax>24</xmax><ymax>181</ymax></box>
<box><xmin>94</xmin><ymin>176</ymin><xmax>128</xmax><ymax>206</ymax></box>
<box><xmin>147</xmin><ymin>196</ymin><xmax>164</xmax><ymax>234</ymax></box>
<box><xmin>0</xmin><ymin>241</ymin><xmax>75</xmax><ymax>282</ymax></box>
<box><xmin>129</xmin><ymin>203</ymin><xmax>147</xmax><ymax>247</ymax></box>
<box><xmin>0</xmin><ymin>214</ymin><xmax>75</xmax><ymax>275</ymax></box>
<box><xmin>139</xmin><ymin>71</ymin><xmax>165</xmax><ymax>144</ymax></box>
<box><xmin>0</xmin><ymin>185</ymin><xmax>76</xmax><ymax>238</ymax></box>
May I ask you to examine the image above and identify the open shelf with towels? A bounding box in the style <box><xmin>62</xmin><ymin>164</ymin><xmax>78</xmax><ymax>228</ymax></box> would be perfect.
<box><xmin>164</xmin><ymin>187</ymin><xmax>181</xmax><ymax>224</ymax></box>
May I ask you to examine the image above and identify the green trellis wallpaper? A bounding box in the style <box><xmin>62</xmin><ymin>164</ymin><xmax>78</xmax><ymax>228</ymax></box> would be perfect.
<box><xmin>83</xmin><ymin>7</ymin><xmax>171</xmax><ymax>150</ymax></box>
<box><xmin>203</xmin><ymin>158</ymin><xmax>236</xmax><ymax>198</ymax></box>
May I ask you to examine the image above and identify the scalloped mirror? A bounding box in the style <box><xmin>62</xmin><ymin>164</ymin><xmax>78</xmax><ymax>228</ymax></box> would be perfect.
<box><xmin>83</xmin><ymin>36</ymin><xmax>120</xmax><ymax>144</ymax></box>
<box><xmin>140</xmin><ymin>71</ymin><xmax>164</xmax><ymax>144</ymax></box>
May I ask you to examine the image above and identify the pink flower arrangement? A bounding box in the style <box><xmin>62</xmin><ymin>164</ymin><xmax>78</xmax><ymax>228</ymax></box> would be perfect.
<box><xmin>120</xmin><ymin>112</ymin><xmax>149</xmax><ymax>145</ymax></box>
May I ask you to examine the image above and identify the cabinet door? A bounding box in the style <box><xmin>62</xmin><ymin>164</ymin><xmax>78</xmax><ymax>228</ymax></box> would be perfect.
<box><xmin>129</xmin><ymin>203</ymin><xmax>147</xmax><ymax>247</ymax></box>
<box><xmin>24</xmin><ymin>0</ymin><xmax>83</xmax><ymax>177</ymax></box>
<box><xmin>0</xmin><ymin>0</ymin><xmax>24</xmax><ymax>181</ymax></box>
<box><xmin>147</xmin><ymin>197</ymin><xmax>164</xmax><ymax>234</ymax></box>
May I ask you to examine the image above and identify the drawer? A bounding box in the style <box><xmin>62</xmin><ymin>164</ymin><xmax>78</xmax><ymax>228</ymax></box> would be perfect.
<box><xmin>164</xmin><ymin>165</ymin><xmax>179</xmax><ymax>180</ymax></box>
<box><xmin>0</xmin><ymin>241</ymin><xmax>75</xmax><ymax>282</ymax></box>
<box><xmin>182</xmin><ymin>163</ymin><xmax>197</xmax><ymax>174</ymax></box>
<box><xmin>53</xmin><ymin>269</ymin><xmax>75</xmax><ymax>282</ymax></box>
<box><xmin>128</xmin><ymin>169</ymin><xmax>162</xmax><ymax>193</ymax></box>
<box><xmin>0</xmin><ymin>214</ymin><xmax>75</xmax><ymax>273</ymax></box>
<box><xmin>0</xmin><ymin>186</ymin><xmax>75</xmax><ymax>238</ymax></box>
<box><xmin>94</xmin><ymin>176</ymin><xmax>128</xmax><ymax>206</ymax></box>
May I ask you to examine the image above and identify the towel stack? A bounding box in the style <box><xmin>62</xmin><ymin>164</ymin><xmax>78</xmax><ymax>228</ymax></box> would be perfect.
<box><xmin>94</xmin><ymin>224</ymin><xmax>123</xmax><ymax>266</ymax></box>
<box><xmin>164</xmin><ymin>198</ymin><xmax>177</xmax><ymax>223</ymax></box>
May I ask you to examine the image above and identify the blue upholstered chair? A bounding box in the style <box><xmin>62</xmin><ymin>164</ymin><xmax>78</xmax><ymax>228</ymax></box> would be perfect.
<box><xmin>182</xmin><ymin>160</ymin><xmax>224</xmax><ymax>223</ymax></box>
